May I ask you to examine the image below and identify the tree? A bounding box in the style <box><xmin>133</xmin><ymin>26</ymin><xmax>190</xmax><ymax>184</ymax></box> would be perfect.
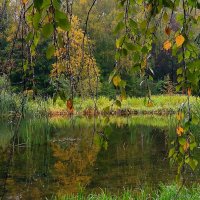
<box><xmin>51</xmin><ymin>16</ymin><xmax>100</xmax><ymax>98</ymax></box>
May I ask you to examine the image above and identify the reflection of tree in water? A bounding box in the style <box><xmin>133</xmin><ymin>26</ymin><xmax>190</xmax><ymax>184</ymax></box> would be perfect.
<box><xmin>51</xmin><ymin>137</ymin><xmax>101</xmax><ymax>195</ymax></box>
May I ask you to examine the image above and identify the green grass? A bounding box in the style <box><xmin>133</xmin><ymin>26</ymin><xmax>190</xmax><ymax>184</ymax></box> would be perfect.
<box><xmin>54</xmin><ymin>184</ymin><xmax>200</xmax><ymax>200</ymax></box>
<box><xmin>48</xmin><ymin>95</ymin><xmax>199</xmax><ymax>114</ymax></box>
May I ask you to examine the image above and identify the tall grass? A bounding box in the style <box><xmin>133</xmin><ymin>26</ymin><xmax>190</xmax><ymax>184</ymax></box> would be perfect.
<box><xmin>0</xmin><ymin>75</ymin><xmax>49</xmax><ymax>118</ymax></box>
<box><xmin>54</xmin><ymin>184</ymin><xmax>200</xmax><ymax>200</ymax></box>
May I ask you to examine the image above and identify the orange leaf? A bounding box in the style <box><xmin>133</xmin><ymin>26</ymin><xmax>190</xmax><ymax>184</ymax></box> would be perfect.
<box><xmin>146</xmin><ymin>4</ymin><xmax>152</xmax><ymax>12</ymax></box>
<box><xmin>187</xmin><ymin>88</ymin><xmax>191</xmax><ymax>96</ymax></box>
<box><xmin>176</xmin><ymin>126</ymin><xmax>184</xmax><ymax>136</ymax></box>
<box><xmin>66</xmin><ymin>99</ymin><xmax>73</xmax><ymax>111</ymax></box>
<box><xmin>176</xmin><ymin>34</ymin><xmax>185</xmax><ymax>47</ymax></box>
<box><xmin>163</xmin><ymin>40</ymin><xmax>172</xmax><ymax>50</ymax></box>
<box><xmin>165</xmin><ymin>27</ymin><xmax>171</xmax><ymax>36</ymax></box>
<box><xmin>147</xmin><ymin>100</ymin><xmax>153</xmax><ymax>107</ymax></box>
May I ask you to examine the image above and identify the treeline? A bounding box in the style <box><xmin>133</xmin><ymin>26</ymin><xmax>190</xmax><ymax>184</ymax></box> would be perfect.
<box><xmin>0</xmin><ymin>0</ymin><xmax>199</xmax><ymax>98</ymax></box>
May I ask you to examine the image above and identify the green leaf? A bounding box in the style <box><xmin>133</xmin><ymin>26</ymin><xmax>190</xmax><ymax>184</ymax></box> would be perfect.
<box><xmin>125</xmin><ymin>42</ymin><xmax>135</xmax><ymax>50</ymax></box>
<box><xmin>33</xmin><ymin>12</ymin><xmax>41</xmax><ymax>29</ymax></box>
<box><xmin>114</xmin><ymin>21</ymin><xmax>125</xmax><ymax>34</ymax></box>
<box><xmin>103</xmin><ymin>106</ymin><xmax>110</xmax><ymax>113</ymax></box>
<box><xmin>177</xmin><ymin>67</ymin><xmax>183</xmax><ymax>75</ymax></box>
<box><xmin>55</xmin><ymin>10</ymin><xmax>67</xmax><ymax>20</ymax></box>
<box><xmin>116</xmin><ymin>36</ymin><xmax>125</xmax><ymax>48</ymax></box>
<box><xmin>190</xmin><ymin>142</ymin><xmax>197</xmax><ymax>151</ymax></box>
<box><xmin>129</xmin><ymin>19</ymin><xmax>137</xmax><ymax>30</ymax></box>
<box><xmin>179</xmin><ymin>138</ymin><xmax>186</xmax><ymax>146</ymax></box>
<box><xmin>119</xmin><ymin>80</ymin><xmax>126</xmax><ymax>88</ymax></box>
<box><xmin>163</xmin><ymin>12</ymin><xmax>169</xmax><ymax>22</ymax></box>
<box><xmin>59</xmin><ymin>90</ymin><xmax>66</xmax><ymax>102</ymax></box>
<box><xmin>41</xmin><ymin>0</ymin><xmax>51</xmax><ymax>9</ymax></box>
<box><xmin>46</xmin><ymin>45</ymin><xmax>55</xmax><ymax>59</ymax></box>
<box><xmin>116</xmin><ymin>100</ymin><xmax>121</xmax><ymax>107</ymax></box>
<box><xmin>34</xmin><ymin>0</ymin><xmax>43</xmax><ymax>10</ymax></box>
<box><xmin>168</xmin><ymin>147</ymin><xmax>175</xmax><ymax>158</ymax></box>
<box><xmin>53</xmin><ymin>0</ymin><xmax>61</xmax><ymax>9</ymax></box>
<box><xmin>23</xmin><ymin>60</ymin><xmax>28</xmax><ymax>72</ymax></box>
<box><xmin>42</xmin><ymin>24</ymin><xmax>54</xmax><ymax>38</ymax></box>
<box><xmin>25</xmin><ymin>32</ymin><xmax>33</xmax><ymax>42</ymax></box>
<box><xmin>57</xmin><ymin>18</ymin><xmax>70</xmax><ymax>31</ymax></box>
<box><xmin>186</xmin><ymin>158</ymin><xmax>198</xmax><ymax>171</ymax></box>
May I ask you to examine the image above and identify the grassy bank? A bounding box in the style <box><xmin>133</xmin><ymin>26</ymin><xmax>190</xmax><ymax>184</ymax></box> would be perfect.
<box><xmin>54</xmin><ymin>184</ymin><xmax>200</xmax><ymax>200</ymax></box>
<box><xmin>48</xmin><ymin>95</ymin><xmax>199</xmax><ymax>116</ymax></box>
<box><xmin>1</xmin><ymin>79</ymin><xmax>200</xmax><ymax>117</ymax></box>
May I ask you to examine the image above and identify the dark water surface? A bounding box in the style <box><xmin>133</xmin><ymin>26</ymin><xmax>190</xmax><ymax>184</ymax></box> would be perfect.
<box><xmin>0</xmin><ymin>116</ymin><xmax>199</xmax><ymax>199</ymax></box>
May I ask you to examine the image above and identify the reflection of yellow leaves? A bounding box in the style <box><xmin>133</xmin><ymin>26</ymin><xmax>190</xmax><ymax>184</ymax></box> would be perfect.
<box><xmin>176</xmin><ymin>126</ymin><xmax>184</xmax><ymax>136</ymax></box>
<box><xmin>163</xmin><ymin>40</ymin><xmax>172</xmax><ymax>50</ymax></box>
<box><xmin>55</xmin><ymin>161</ymin><xmax>66</xmax><ymax>172</ymax></box>
<box><xmin>113</xmin><ymin>75</ymin><xmax>121</xmax><ymax>87</ymax></box>
<box><xmin>183</xmin><ymin>142</ymin><xmax>190</xmax><ymax>152</ymax></box>
<box><xmin>176</xmin><ymin>35</ymin><xmax>185</xmax><ymax>47</ymax></box>
<box><xmin>187</xmin><ymin>88</ymin><xmax>191</xmax><ymax>96</ymax></box>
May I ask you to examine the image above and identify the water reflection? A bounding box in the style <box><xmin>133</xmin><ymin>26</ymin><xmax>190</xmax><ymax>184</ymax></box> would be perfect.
<box><xmin>0</xmin><ymin>116</ymin><xmax>199</xmax><ymax>199</ymax></box>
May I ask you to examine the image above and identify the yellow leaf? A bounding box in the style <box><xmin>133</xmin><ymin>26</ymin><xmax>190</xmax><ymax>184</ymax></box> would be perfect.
<box><xmin>176</xmin><ymin>34</ymin><xmax>185</xmax><ymax>47</ymax></box>
<box><xmin>176</xmin><ymin>126</ymin><xmax>184</xmax><ymax>136</ymax></box>
<box><xmin>147</xmin><ymin>100</ymin><xmax>153</xmax><ymax>107</ymax></box>
<box><xmin>22</xmin><ymin>0</ymin><xmax>28</xmax><ymax>4</ymax></box>
<box><xmin>176</xmin><ymin>112</ymin><xmax>184</xmax><ymax>121</ymax></box>
<box><xmin>113</xmin><ymin>75</ymin><xmax>121</xmax><ymax>87</ymax></box>
<box><xmin>183</xmin><ymin>142</ymin><xmax>190</xmax><ymax>152</ymax></box>
<box><xmin>163</xmin><ymin>40</ymin><xmax>172</xmax><ymax>50</ymax></box>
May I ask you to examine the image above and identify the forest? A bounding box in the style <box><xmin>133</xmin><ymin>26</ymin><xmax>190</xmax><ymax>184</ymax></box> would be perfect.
<box><xmin>0</xmin><ymin>0</ymin><xmax>200</xmax><ymax>199</ymax></box>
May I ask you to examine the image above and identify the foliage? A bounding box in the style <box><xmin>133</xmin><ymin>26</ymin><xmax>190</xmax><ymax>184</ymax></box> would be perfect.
<box><xmin>51</xmin><ymin>16</ymin><xmax>100</xmax><ymax>98</ymax></box>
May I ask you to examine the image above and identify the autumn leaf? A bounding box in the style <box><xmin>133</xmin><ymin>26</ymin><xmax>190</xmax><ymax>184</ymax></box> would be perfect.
<box><xmin>183</xmin><ymin>142</ymin><xmax>190</xmax><ymax>152</ymax></box>
<box><xmin>176</xmin><ymin>126</ymin><xmax>184</xmax><ymax>136</ymax></box>
<box><xmin>176</xmin><ymin>34</ymin><xmax>185</xmax><ymax>47</ymax></box>
<box><xmin>146</xmin><ymin>4</ymin><xmax>152</xmax><ymax>12</ymax></box>
<box><xmin>147</xmin><ymin>100</ymin><xmax>153</xmax><ymax>107</ymax></box>
<box><xmin>113</xmin><ymin>75</ymin><xmax>121</xmax><ymax>87</ymax></box>
<box><xmin>163</xmin><ymin>40</ymin><xmax>172</xmax><ymax>50</ymax></box>
<box><xmin>66</xmin><ymin>99</ymin><xmax>73</xmax><ymax>113</ymax></box>
<box><xmin>176</xmin><ymin>112</ymin><xmax>184</xmax><ymax>121</ymax></box>
<box><xmin>165</xmin><ymin>27</ymin><xmax>171</xmax><ymax>36</ymax></box>
<box><xmin>187</xmin><ymin>88</ymin><xmax>191</xmax><ymax>96</ymax></box>
<box><xmin>22</xmin><ymin>0</ymin><xmax>28</xmax><ymax>4</ymax></box>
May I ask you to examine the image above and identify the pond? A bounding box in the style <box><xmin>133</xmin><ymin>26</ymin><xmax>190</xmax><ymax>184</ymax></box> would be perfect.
<box><xmin>0</xmin><ymin>116</ymin><xmax>200</xmax><ymax>199</ymax></box>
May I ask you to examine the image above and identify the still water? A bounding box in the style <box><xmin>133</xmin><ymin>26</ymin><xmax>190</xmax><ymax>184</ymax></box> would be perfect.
<box><xmin>0</xmin><ymin>116</ymin><xmax>199</xmax><ymax>199</ymax></box>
